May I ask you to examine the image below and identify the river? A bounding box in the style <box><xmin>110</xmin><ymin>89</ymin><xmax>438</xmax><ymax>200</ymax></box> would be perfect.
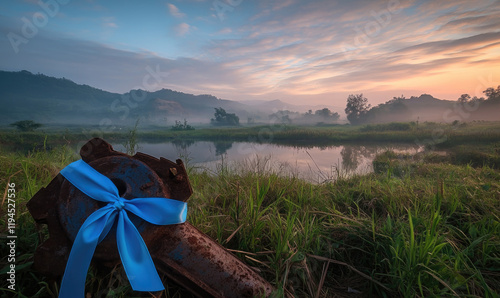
<box><xmin>113</xmin><ymin>141</ymin><xmax>422</xmax><ymax>183</ymax></box>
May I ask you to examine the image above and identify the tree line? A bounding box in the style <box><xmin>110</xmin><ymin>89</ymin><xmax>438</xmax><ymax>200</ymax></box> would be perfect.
<box><xmin>10</xmin><ymin>85</ymin><xmax>499</xmax><ymax>130</ymax></box>
<box><xmin>210</xmin><ymin>107</ymin><xmax>340</xmax><ymax>126</ymax></box>
<box><xmin>344</xmin><ymin>85</ymin><xmax>500</xmax><ymax>125</ymax></box>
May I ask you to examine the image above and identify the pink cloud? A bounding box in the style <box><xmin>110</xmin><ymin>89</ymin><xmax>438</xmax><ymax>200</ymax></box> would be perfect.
<box><xmin>167</xmin><ymin>3</ymin><xmax>185</xmax><ymax>18</ymax></box>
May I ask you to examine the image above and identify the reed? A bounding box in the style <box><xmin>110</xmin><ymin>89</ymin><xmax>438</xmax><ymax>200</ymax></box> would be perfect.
<box><xmin>0</xmin><ymin>132</ymin><xmax>499</xmax><ymax>297</ymax></box>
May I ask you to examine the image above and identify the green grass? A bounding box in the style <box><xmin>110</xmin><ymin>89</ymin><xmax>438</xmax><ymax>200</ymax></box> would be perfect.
<box><xmin>1</xmin><ymin>140</ymin><xmax>499</xmax><ymax>297</ymax></box>
<box><xmin>1</xmin><ymin>122</ymin><xmax>500</xmax><ymax>297</ymax></box>
<box><xmin>2</xmin><ymin>121</ymin><xmax>500</xmax><ymax>151</ymax></box>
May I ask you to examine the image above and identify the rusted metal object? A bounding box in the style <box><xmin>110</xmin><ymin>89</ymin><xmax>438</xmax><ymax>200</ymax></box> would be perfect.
<box><xmin>27</xmin><ymin>138</ymin><xmax>274</xmax><ymax>297</ymax></box>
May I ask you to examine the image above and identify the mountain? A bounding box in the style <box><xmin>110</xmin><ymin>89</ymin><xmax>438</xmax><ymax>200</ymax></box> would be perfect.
<box><xmin>0</xmin><ymin>70</ymin><xmax>121</xmax><ymax>124</ymax></box>
<box><xmin>1</xmin><ymin>70</ymin><xmax>497</xmax><ymax>127</ymax></box>
<box><xmin>363</xmin><ymin>93</ymin><xmax>500</xmax><ymax>123</ymax></box>
<box><xmin>0</xmin><ymin>70</ymin><xmax>257</xmax><ymax>126</ymax></box>
<box><xmin>122</xmin><ymin>88</ymin><xmax>251</xmax><ymax>124</ymax></box>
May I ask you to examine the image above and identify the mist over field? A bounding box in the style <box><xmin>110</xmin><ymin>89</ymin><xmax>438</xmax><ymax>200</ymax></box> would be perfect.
<box><xmin>1</xmin><ymin>70</ymin><xmax>499</xmax><ymax>129</ymax></box>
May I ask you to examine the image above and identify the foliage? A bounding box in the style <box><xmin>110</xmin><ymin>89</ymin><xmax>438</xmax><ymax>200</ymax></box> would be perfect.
<box><xmin>171</xmin><ymin>119</ymin><xmax>195</xmax><ymax>131</ymax></box>
<box><xmin>346</xmin><ymin>85</ymin><xmax>500</xmax><ymax>125</ymax></box>
<box><xmin>314</xmin><ymin>108</ymin><xmax>340</xmax><ymax>121</ymax></box>
<box><xmin>10</xmin><ymin>120</ymin><xmax>42</xmax><ymax>132</ymax></box>
<box><xmin>457</xmin><ymin>93</ymin><xmax>471</xmax><ymax>103</ymax></box>
<box><xmin>360</xmin><ymin>122</ymin><xmax>414</xmax><ymax>132</ymax></box>
<box><xmin>345</xmin><ymin>94</ymin><xmax>371</xmax><ymax>125</ymax></box>
<box><xmin>269</xmin><ymin>108</ymin><xmax>340</xmax><ymax>125</ymax></box>
<box><xmin>211</xmin><ymin>107</ymin><xmax>240</xmax><ymax>126</ymax></box>
<box><xmin>0</xmin><ymin>141</ymin><xmax>499</xmax><ymax>297</ymax></box>
<box><xmin>122</xmin><ymin>119</ymin><xmax>140</xmax><ymax>155</ymax></box>
<box><xmin>2</xmin><ymin>121</ymin><xmax>500</xmax><ymax>153</ymax></box>
<box><xmin>386</xmin><ymin>95</ymin><xmax>406</xmax><ymax>104</ymax></box>
<box><xmin>269</xmin><ymin>110</ymin><xmax>298</xmax><ymax>124</ymax></box>
<box><xmin>353</xmin><ymin>95</ymin><xmax>413</xmax><ymax>124</ymax></box>
<box><xmin>483</xmin><ymin>85</ymin><xmax>500</xmax><ymax>101</ymax></box>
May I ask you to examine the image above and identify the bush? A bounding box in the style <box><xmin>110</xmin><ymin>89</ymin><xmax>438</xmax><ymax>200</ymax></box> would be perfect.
<box><xmin>360</xmin><ymin>122</ymin><xmax>413</xmax><ymax>132</ymax></box>
<box><xmin>449</xmin><ymin>149</ymin><xmax>500</xmax><ymax>169</ymax></box>
<box><xmin>211</xmin><ymin>107</ymin><xmax>239</xmax><ymax>126</ymax></box>
<box><xmin>10</xmin><ymin>120</ymin><xmax>42</xmax><ymax>132</ymax></box>
<box><xmin>171</xmin><ymin>119</ymin><xmax>195</xmax><ymax>131</ymax></box>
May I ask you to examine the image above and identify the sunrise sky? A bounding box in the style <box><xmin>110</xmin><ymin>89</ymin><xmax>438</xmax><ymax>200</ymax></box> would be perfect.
<box><xmin>1</xmin><ymin>0</ymin><xmax>499</xmax><ymax>107</ymax></box>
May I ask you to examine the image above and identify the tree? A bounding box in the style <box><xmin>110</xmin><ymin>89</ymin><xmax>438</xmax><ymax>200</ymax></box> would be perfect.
<box><xmin>281</xmin><ymin>114</ymin><xmax>292</xmax><ymax>124</ymax></box>
<box><xmin>470</xmin><ymin>96</ymin><xmax>484</xmax><ymax>104</ymax></box>
<box><xmin>483</xmin><ymin>85</ymin><xmax>500</xmax><ymax>101</ymax></box>
<box><xmin>314</xmin><ymin>108</ymin><xmax>340</xmax><ymax>121</ymax></box>
<box><xmin>345</xmin><ymin>94</ymin><xmax>371</xmax><ymax>125</ymax></box>
<box><xmin>171</xmin><ymin>119</ymin><xmax>195</xmax><ymax>131</ymax></box>
<box><xmin>457</xmin><ymin>94</ymin><xmax>471</xmax><ymax>103</ymax></box>
<box><xmin>10</xmin><ymin>120</ymin><xmax>42</xmax><ymax>132</ymax></box>
<box><xmin>211</xmin><ymin>107</ymin><xmax>239</xmax><ymax>126</ymax></box>
<box><xmin>386</xmin><ymin>95</ymin><xmax>406</xmax><ymax>105</ymax></box>
<box><xmin>269</xmin><ymin>110</ymin><xmax>298</xmax><ymax>124</ymax></box>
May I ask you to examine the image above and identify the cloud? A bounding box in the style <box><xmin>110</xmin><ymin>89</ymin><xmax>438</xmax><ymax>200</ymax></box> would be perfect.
<box><xmin>216</xmin><ymin>27</ymin><xmax>232</xmax><ymax>35</ymax></box>
<box><xmin>102</xmin><ymin>17</ymin><xmax>118</xmax><ymax>28</ymax></box>
<box><xmin>1</xmin><ymin>0</ymin><xmax>499</xmax><ymax>106</ymax></box>
<box><xmin>103</xmin><ymin>22</ymin><xmax>117</xmax><ymax>28</ymax></box>
<box><xmin>167</xmin><ymin>3</ymin><xmax>185</xmax><ymax>18</ymax></box>
<box><xmin>0</xmin><ymin>27</ymin><xmax>245</xmax><ymax>97</ymax></box>
<box><xmin>175</xmin><ymin>22</ymin><xmax>191</xmax><ymax>36</ymax></box>
<box><xmin>199</xmin><ymin>0</ymin><xmax>500</xmax><ymax>102</ymax></box>
<box><xmin>394</xmin><ymin>32</ymin><xmax>500</xmax><ymax>56</ymax></box>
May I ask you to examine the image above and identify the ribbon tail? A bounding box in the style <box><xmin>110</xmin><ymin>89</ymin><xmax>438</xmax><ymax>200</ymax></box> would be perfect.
<box><xmin>116</xmin><ymin>210</ymin><xmax>164</xmax><ymax>291</ymax></box>
<box><xmin>59</xmin><ymin>207</ymin><xmax>116</xmax><ymax>298</ymax></box>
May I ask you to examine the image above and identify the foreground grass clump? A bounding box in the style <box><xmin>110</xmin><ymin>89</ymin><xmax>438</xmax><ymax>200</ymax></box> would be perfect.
<box><xmin>1</xmin><ymin>147</ymin><xmax>499</xmax><ymax>297</ymax></box>
<box><xmin>0</xmin><ymin>146</ymin><xmax>77</xmax><ymax>297</ymax></box>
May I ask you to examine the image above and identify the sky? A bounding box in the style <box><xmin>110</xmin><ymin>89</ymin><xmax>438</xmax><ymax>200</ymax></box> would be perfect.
<box><xmin>1</xmin><ymin>0</ymin><xmax>499</xmax><ymax>107</ymax></box>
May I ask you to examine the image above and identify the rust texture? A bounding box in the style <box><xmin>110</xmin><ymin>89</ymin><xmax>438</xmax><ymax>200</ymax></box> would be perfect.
<box><xmin>27</xmin><ymin>137</ymin><xmax>274</xmax><ymax>297</ymax></box>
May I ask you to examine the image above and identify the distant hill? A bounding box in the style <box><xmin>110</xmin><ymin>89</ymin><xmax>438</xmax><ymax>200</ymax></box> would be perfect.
<box><xmin>123</xmin><ymin>88</ymin><xmax>251</xmax><ymax>124</ymax></box>
<box><xmin>363</xmin><ymin>93</ymin><xmax>500</xmax><ymax>123</ymax></box>
<box><xmin>0</xmin><ymin>70</ymin><xmax>121</xmax><ymax>124</ymax></box>
<box><xmin>0</xmin><ymin>70</ymin><xmax>267</xmax><ymax>126</ymax></box>
<box><xmin>1</xmin><ymin>70</ymin><xmax>497</xmax><ymax>127</ymax></box>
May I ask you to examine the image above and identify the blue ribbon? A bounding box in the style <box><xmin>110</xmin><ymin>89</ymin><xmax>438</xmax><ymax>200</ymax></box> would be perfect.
<box><xmin>58</xmin><ymin>160</ymin><xmax>187</xmax><ymax>298</ymax></box>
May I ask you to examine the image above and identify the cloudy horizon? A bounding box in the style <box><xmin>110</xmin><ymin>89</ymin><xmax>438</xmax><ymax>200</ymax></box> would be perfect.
<box><xmin>1</xmin><ymin>0</ymin><xmax>499</xmax><ymax>107</ymax></box>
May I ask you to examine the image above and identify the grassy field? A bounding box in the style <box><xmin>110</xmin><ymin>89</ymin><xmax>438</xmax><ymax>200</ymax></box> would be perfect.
<box><xmin>2</xmin><ymin>121</ymin><xmax>500</xmax><ymax>152</ymax></box>
<box><xmin>0</xmin><ymin>123</ymin><xmax>499</xmax><ymax>297</ymax></box>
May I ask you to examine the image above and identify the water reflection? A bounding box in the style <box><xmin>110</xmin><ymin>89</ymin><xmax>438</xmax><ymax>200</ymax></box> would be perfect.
<box><xmin>214</xmin><ymin>142</ymin><xmax>233</xmax><ymax>156</ymax></box>
<box><xmin>113</xmin><ymin>141</ymin><xmax>420</xmax><ymax>183</ymax></box>
<box><xmin>171</xmin><ymin>139</ymin><xmax>195</xmax><ymax>150</ymax></box>
<box><xmin>340</xmin><ymin>146</ymin><xmax>379</xmax><ymax>173</ymax></box>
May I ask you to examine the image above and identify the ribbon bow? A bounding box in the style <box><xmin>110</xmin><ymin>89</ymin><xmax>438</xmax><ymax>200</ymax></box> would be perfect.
<box><xmin>58</xmin><ymin>160</ymin><xmax>187</xmax><ymax>298</ymax></box>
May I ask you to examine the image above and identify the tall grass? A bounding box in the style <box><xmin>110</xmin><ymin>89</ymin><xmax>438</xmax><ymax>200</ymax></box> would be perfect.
<box><xmin>0</xmin><ymin>145</ymin><xmax>77</xmax><ymax>297</ymax></box>
<box><xmin>122</xmin><ymin>119</ymin><xmax>140</xmax><ymax>155</ymax></box>
<box><xmin>1</xmin><ymin>141</ymin><xmax>499</xmax><ymax>297</ymax></box>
